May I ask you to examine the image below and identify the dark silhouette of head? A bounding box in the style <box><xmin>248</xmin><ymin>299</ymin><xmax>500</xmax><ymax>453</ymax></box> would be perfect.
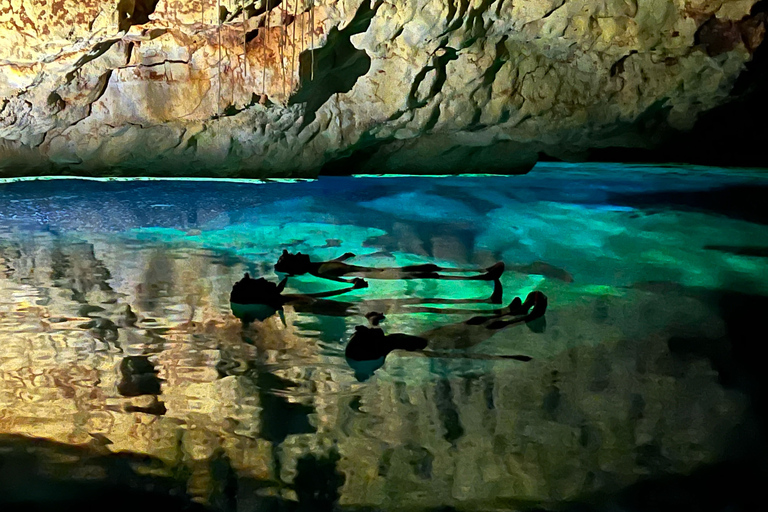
<box><xmin>365</xmin><ymin>311</ymin><xmax>386</xmax><ymax>326</ymax></box>
<box><xmin>230</xmin><ymin>273</ymin><xmax>285</xmax><ymax>306</ymax></box>
<box><xmin>345</xmin><ymin>312</ymin><xmax>428</xmax><ymax>381</ymax></box>
<box><xmin>230</xmin><ymin>273</ymin><xmax>287</xmax><ymax>323</ymax></box>
<box><xmin>274</xmin><ymin>250</ymin><xmax>312</xmax><ymax>275</ymax></box>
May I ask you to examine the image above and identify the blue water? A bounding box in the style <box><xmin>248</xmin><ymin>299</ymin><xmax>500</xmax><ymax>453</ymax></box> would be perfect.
<box><xmin>0</xmin><ymin>163</ymin><xmax>767</xmax><ymax>511</ymax></box>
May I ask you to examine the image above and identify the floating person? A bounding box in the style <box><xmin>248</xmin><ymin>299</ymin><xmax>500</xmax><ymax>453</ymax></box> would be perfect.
<box><xmin>274</xmin><ymin>250</ymin><xmax>505</xmax><ymax>288</ymax></box>
<box><xmin>344</xmin><ymin>312</ymin><xmax>429</xmax><ymax>380</ymax></box>
<box><xmin>230</xmin><ymin>272</ymin><xmax>369</xmax><ymax>324</ymax></box>
<box><xmin>345</xmin><ymin>291</ymin><xmax>547</xmax><ymax>381</ymax></box>
<box><xmin>118</xmin><ymin>355</ymin><xmax>166</xmax><ymax>415</ymax></box>
<box><xmin>230</xmin><ymin>272</ymin><xmax>504</xmax><ymax>325</ymax></box>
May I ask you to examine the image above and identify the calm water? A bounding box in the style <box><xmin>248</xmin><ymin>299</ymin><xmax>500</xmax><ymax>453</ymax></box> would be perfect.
<box><xmin>1</xmin><ymin>163</ymin><xmax>767</xmax><ymax>511</ymax></box>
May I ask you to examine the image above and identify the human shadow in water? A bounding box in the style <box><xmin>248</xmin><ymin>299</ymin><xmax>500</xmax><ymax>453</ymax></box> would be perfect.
<box><xmin>117</xmin><ymin>356</ymin><xmax>167</xmax><ymax>416</ymax></box>
<box><xmin>275</xmin><ymin>249</ymin><xmax>505</xmax><ymax>284</ymax></box>
<box><xmin>229</xmin><ymin>273</ymin><xmax>504</xmax><ymax>325</ymax></box>
<box><xmin>345</xmin><ymin>291</ymin><xmax>548</xmax><ymax>381</ymax></box>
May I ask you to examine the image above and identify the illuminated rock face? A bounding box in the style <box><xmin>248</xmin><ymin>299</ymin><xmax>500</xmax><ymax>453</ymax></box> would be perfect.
<box><xmin>0</xmin><ymin>0</ymin><xmax>765</xmax><ymax>176</ymax></box>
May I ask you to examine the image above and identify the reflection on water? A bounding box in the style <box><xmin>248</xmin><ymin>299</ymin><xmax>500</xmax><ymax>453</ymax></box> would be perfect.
<box><xmin>1</xmin><ymin>163</ymin><xmax>767</xmax><ymax>511</ymax></box>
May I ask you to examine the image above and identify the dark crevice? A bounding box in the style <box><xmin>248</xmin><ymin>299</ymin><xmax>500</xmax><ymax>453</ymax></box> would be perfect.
<box><xmin>124</xmin><ymin>59</ymin><xmax>189</xmax><ymax>69</ymax></box>
<box><xmin>423</xmin><ymin>104</ymin><xmax>442</xmax><ymax>132</ymax></box>
<box><xmin>694</xmin><ymin>5</ymin><xmax>766</xmax><ymax>56</ymax></box>
<box><xmin>591</xmin><ymin>1</ymin><xmax>768</xmax><ymax>166</ymax></box>
<box><xmin>215</xmin><ymin>93</ymin><xmax>262</xmax><ymax>119</ymax></box>
<box><xmin>319</xmin><ymin>131</ymin><xmax>390</xmax><ymax>176</ymax></box>
<box><xmin>495</xmin><ymin>0</ymin><xmax>507</xmax><ymax>17</ymax></box>
<box><xmin>65</xmin><ymin>39</ymin><xmax>122</xmax><ymax>82</ymax></box>
<box><xmin>540</xmin><ymin>0</ymin><xmax>565</xmax><ymax>20</ymax></box>
<box><xmin>90</xmin><ymin>70</ymin><xmax>113</xmax><ymax>106</ymax></box>
<box><xmin>446</xmin><ymin>0</ymin><xmax>458</xmax><ymax>25</ymax></box>
<box><xmin>290</xmin><ymin>1</ymin><xmax>383</xmax><ymax>127</ymax></box>
<box><xmin>464</xmin><ymin>0</ymin><xmax>497</xmax><ymax>48</ymax></box>
<box><xmin>406</xmin><ymin>46</ymin><xmax>459</xmax><ymax>110</ymax></box>
<box><xmin>467</xmin><ymin>35</ymin><xmax>509</xmax><ymax>130</ymax></box>
<box><xmin>46</xmin><ymin>92</ymin><xmax>65</xmax><ymax>114</ymax></box>
<box><xmin>480</xmin><ymin>36</ymin><xmax>509</xmax><ymax>87</ymax></box>
<box><xmin>227</xmin><ymin>0</ymin><xmax>280</xmax><ymax>24</ymax></box>
<box><xmin>439</xmin><ymin>0</ymin><xmax>470</xmax><ymax>38</ymax></box>
<box><xmin>245</xmin><ymin>22</ymin><xmax>265</xmax><ymax>43</ymax></box>
<box><xmin>608</xmin><ymin>184</ymin><xmax>768</xmax><ymax>225</ymax></box>
<box><xmin>116</xmin><ymin>0</ymin><xmax>161</xmax><ymax>32</ymax></box>
<box><xmin>610</xmin><ymin>50</ymin><xmax>637</xmax><ymax>77</ymax></box>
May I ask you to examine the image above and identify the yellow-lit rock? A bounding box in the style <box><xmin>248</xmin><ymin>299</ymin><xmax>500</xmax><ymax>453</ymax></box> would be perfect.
<box><xmin>0</xmin><ymin>1</ymin><xmax>765</xmax><ymax>173</ymax></box>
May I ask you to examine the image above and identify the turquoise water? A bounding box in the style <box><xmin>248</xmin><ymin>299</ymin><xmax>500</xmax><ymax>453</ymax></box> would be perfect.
<box><xmin>1</xmin><ymin>163</ymin><xmax>767</xmax><ymax>511</ymax></box>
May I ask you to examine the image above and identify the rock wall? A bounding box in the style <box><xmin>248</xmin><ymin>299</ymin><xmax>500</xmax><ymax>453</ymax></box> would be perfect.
<box><xmin>0</xmin><ymin>0</ymin><xmax>765</xmax><ymax>177</ymax></box>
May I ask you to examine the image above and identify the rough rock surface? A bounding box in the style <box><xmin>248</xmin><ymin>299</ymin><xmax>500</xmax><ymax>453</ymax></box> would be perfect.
<box><xmin>0</xmin><ymin>0</ymin><xmax>766</xmax><ymax>177</ymax></box>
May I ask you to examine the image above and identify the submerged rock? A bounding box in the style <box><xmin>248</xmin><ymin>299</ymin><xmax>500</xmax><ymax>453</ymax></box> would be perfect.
<box><xmin>0</xmin><ymin>0</ymin><xmax>765</xmax><ymax>176</ymax></box>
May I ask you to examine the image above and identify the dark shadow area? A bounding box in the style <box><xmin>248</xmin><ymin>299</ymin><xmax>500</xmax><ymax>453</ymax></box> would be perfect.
<box><xmin>319</xmin><ymin>132</ymin><xmax>388</xmax><ymax>176</ymax></box>
<box><xmin>294</xmin><ymin>451</ymin><xmax>345</xmax><ymax>512</ymax></box>
<box><xmin>704</xmin><ymin>244</ymin><xmax>768</xmax><ymax>257</ymax></box>
<box><xmin>540</xmin><ymin>457</ymin><xmax>765</xmax><ymax>512</ymax></box>
<box><xmin>253</xmin><ymin>368</ymin><xmax>316</xmax><ymax>445</ymax></box>
<box><xmin>117</xmin><ymin>0</ymin><xmax>161</xmax><ymax>32</ymax></box>
<box><xmin>612</xmin><ymin>458</ymin><xmax>763</xmax><ymax>512</ymax></box>
<box><xmin>291</xmin><ymin>1</ymin><xmax>383</xmax><ymax>126</ymax></box>
<box><xmin>585</xmin><ymin>2</ymin><xmax>768</xmax><ymax>168</ymax></box>
<box><xmin>607</xmin><ymin>184</ymin><xmax>768</xmax><ymax>225</ymax></box>
<box><xmin>527</xmin><ymin>288</ymin><xmax>768</xmax><ymax>512</ymax></box>
<box><xmin>0</xmin><ymin>434</ymin><xmax>204</xmax><ymax>512</ymax></box>
<box><xmin>664</xmin><ymin>291</ymin><xmax>768</xmax><ymax>446</ymax></box>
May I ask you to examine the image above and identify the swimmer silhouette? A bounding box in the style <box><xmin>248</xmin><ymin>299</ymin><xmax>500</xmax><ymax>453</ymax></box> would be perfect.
<box><xmin>230</xmin><ymin>272</ymin><xmax>369</xmax><ymax>324</ymax></box>
<box><xmin>345</xmin><ymin>291</ymin><xmax>547</xmax><ymax>381</ymax></box>
<box><xmin>275</xmin><ymin>250</ymin><xmax>505</xmax><ymax>288</ymax></box>
<box><xmin>345</xmin><ymin>312</ymin><xmax>428</xmax><ymax>381</ymax></box>
<box><xmin>230</xmin><ymin>272</ymin><xmax>504</xmax><ymax>324</ymax></box>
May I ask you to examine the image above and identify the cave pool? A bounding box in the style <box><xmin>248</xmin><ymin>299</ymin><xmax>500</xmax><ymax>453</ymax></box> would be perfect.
<box><xmin>1</xmin><ymin>162</ymin><xmax>767</xmax><ymax>511</ymax></box>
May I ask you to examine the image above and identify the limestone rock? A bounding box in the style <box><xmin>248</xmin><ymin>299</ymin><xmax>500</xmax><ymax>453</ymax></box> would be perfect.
<box><xmin>0</xmin><ymin>0</ymin><xmax>765</xmax><ymax>176</ymax></box>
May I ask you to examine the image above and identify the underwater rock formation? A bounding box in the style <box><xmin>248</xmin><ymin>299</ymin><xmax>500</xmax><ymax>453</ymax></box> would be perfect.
<box><xmin>0</xmin><ymin>0</ymin><xmax>766</xmax><ymax>176</ymax></box>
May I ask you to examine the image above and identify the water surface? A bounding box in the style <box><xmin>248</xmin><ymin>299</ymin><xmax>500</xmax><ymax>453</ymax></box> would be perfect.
<box><xmin>1</xmin><ymin>163</ymin><xmax>767</xmax><ymax>511</ymax></box>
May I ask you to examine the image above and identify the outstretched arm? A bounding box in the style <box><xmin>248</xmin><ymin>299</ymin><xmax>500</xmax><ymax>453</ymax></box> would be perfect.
<box><xmin>308</xmin><ymin>270</ymin><xmax>357</xmax><ymax>284</ymax></box>
<box><xmin>300</xmin><ymin>278</ymin><xmax>368</xmax><ymax>299</ymax></box>
<box><xmin>331</xmin><ymin>252</ymin><xmax>356</xmax><ymax>262</ymax></box>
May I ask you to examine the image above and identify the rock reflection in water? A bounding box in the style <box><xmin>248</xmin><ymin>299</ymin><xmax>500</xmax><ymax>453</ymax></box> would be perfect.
<box><xmin>1</xmin><ymin>172</ymin><xmax>767</xmax><ymax>511</ymax></box>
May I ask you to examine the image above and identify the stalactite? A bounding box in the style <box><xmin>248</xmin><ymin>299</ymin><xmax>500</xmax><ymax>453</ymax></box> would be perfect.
<box><xmin>229</xmin><ymin>0</ymin><xmax>234</xmax><ymax>106</ymax></box>
<box><xmin>243</xmin><ymin>1</ymin><xmax>247</xmax><ymax>79</ymax></box>
<box><xmin>280</xmin><ymin>2</ymin><xmax>287</xmax><ymax>98</ymax></box>
<box><xmin>299</xmin><ymin>2</ymin><xmax>304</xmax><ymax>87</ymax></box>
<box><xmin>291</xmin><ymin>0</ymin><xmax>297</xmax><ymax>92</ymax></box>
<box><xmin>262</xmin><ymin>0</ymin><xmax>269</xmax><ymax>98</ymax></box>
<box><xmin>217</xmin><ymin>0</ymin><xmax>222</xmax><ymax>116</ymax></box>
<box><xmin>310</xmin><ymin>0</ymin><xmax>314</xmax><ymax>81</ymax></box>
